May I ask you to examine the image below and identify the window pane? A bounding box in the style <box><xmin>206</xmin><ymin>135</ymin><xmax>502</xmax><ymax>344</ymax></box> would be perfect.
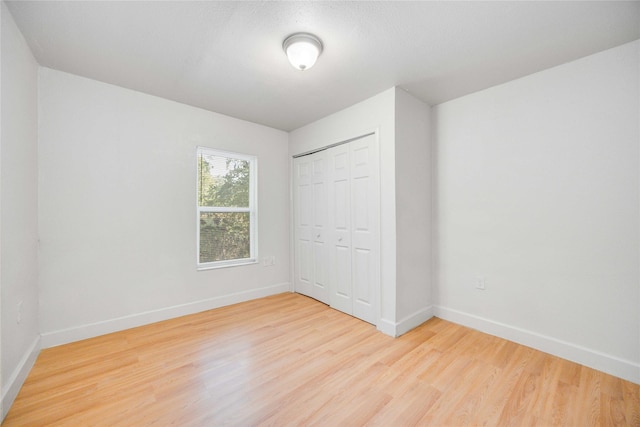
<box><xmin>199</xmin><ymin>212</ymin><xmax>250</xmax><ymax>263</ymax></box>
<box><xmin>198</xmin><ymin>154</ymin><xmax>250</xmax><ymax>207</ymax></box>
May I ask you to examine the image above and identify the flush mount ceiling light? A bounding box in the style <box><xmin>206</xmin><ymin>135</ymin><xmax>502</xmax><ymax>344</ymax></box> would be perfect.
<box><xmin>283</xmin><ymin>33</ymin><xmax>323</xmax><ymax>71</ymax></box>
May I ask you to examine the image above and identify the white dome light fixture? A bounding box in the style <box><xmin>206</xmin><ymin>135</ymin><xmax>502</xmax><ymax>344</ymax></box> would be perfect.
<box><xmin>283</xmin><ymin>33</ymin><xmax>323</xmax><ymax>71</ymax></box>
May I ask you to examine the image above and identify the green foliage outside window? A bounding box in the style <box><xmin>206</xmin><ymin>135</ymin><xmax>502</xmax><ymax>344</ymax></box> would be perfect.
<box><xmin>198</xmin><ymin>152</ymin><xmax>253</xmax><ymax>264</ymax></box>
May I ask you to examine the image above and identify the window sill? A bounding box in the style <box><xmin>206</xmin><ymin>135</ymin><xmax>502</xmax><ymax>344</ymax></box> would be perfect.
<box><xmin>197</xmin><ymin>259</ymin><xmax>258</xmax><ymax>271</ymax></box>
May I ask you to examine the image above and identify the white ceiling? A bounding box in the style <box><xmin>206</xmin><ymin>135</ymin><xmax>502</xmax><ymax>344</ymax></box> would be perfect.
<box><xmin>5</xmin><ymin>1</ymin><xmax>640</xmax><ymax>131</ymax></box>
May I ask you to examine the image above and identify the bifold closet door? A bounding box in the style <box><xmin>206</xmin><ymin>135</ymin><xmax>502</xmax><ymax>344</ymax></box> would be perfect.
<box><xmin>328</xmin><ymin>134</ymin><xmax>379</xmax><ymax>324</ymax></box>
<box><xmin>293</xmin><ymin>151</ymin><xmax>329</xmax><ymax>304</ymax></box>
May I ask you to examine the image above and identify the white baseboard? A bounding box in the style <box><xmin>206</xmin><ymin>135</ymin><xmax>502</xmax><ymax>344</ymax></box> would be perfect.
<box><xmin>2</xmin><ymin>336</ymin><xmax>41</xmax><ymax>421</ymax></box>
<box><xmin>397</xmin><ymin>305</ymin><xmax>435</xmax><ymax>336</ymax></box>
<box><xmin>434</xmin><ymin>305</ymin><xmax>640</xmax><ymax>385</ymax></box>
<box><xmin>377</xmin><ymin>318</ymin><xmax>397</xmax><ymax>337</ymax></box>
<box><xmin>377</xmin><ymin>306</ymin><xmax>434</xmax><ymax>337</ymax></box>
<box><xmin>41</xmin><ymin>282</ymin><xmax>291</xmax><ymax>348</ymax></box>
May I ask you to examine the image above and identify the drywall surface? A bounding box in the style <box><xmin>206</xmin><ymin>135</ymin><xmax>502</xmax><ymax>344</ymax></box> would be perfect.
<box><xmin>38</xmin><ymin>68</ymin><xmax>290</xmax><ymax>345</ymax></box>
<box><xmin>289</xmin><ymin>88</ymin><xmax>398</xmax><ymax>333</ymax></box>
<box><xmin>394</xmin><ymin>88</ymin><xmax>432</xmax><ymax>325</ymax></box>
<box><xmin>433</xmin><ymin>40</ymin><xmax>639</xmax><ymax>382</ymax></box>
<box><xmin>1</xmin><ymin>1</ymin><xmax>40</xmax><ymax>418</ymax></box>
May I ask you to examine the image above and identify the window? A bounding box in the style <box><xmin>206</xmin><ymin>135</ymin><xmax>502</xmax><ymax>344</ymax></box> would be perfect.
<box><xmin>197</xmin><ymin>147</ymin><xmax>257</xmax><ymax>269</ymax></box>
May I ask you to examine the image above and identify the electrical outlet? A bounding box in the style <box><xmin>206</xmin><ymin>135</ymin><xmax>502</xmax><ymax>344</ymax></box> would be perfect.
<box><xmin>475</xmin><ymin>277</ymin><xmax>486</xmax><ymax>290</ymax></box>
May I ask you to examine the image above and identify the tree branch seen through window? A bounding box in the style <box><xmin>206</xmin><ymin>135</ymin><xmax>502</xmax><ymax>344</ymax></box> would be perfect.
<box><xmin>197</xmin><ymin>148</ymin><xmax>256</xmax><ymax>268</ymax></box>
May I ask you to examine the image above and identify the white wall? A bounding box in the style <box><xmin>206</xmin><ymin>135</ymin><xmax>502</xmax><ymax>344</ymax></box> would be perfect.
<box><xmin>433</xmin><ymin>40</ymin><xmax>640</xmax><ymax>383</ymax></box>
<box><xmin>394</xmin><ymin>88</ymin><xmax>432</xmax><ymax>328</ymax></box>
<box><xmin>38</xmin><ymin>68</ymin><xmax>290</xmax><ymax>346</ymax></box>
<box><xmin>289</xmin><ymin>88</ymin><xmax>399</xmax><ymax>333</ymax></box>
<box><xmin>1</xmin><ymin>1</ymin><xmax>40</xmax><ymax>419</ymax></box>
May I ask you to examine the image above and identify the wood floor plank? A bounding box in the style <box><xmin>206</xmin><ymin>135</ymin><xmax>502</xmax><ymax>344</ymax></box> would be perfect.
<box><xmin>575</xmin><ymin>366</ymin><xmax>603</xmax><ymax>425</ymax></box>
<box><xmin>4</xmin><ymin>292</ymin><xmax>639</xmax><ymax>426</ymax></box>
<box><xmin>365</xmin><ymin>379</ymin><xmax>441</xmax><ymax>426</ymax></box>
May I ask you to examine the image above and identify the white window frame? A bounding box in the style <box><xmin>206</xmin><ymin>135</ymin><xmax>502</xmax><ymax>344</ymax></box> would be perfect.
<box><xmin>196</xmin><ymin>146</ymin><xmax>258</xmax><ymax>270</ymax></box>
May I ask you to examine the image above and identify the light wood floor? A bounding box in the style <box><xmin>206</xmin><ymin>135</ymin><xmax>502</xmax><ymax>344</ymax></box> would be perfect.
<box><xmin>4</xmin><ymin>292</ymin><xmax>639</xmax><ymax>426</ymax></box>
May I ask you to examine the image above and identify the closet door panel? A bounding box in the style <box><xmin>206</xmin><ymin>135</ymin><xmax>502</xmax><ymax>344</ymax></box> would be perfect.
<box><xmin>293</xmin><ymin>157</ymin><xmax>313</xmax><ymax>297</ymax></box>
<box><xmin>328</xmin><ymin>144</ymin><xmax>353</xmax><ymax>315</ymax></box>
<box><xmin>311</xmin><ymin>154</ymin><xmax>329</xmax><ymax>303</ymax></box>
<box><xmin>350</xmin><ymin>135</ymin><xmax>379</xmax><ymax>324</ymax></box>
<box><xmin>295</xmin><ymin>133</ymin><xmax>379</xmax><ymax>325</ymax></box>
<box><xmin>333</xmin><ymin>245</ymin><xmax>352</xmax><ymax>299</ymax></box>
<box><xmin>313</xmin><ymin>241</ymin><xmax>327</xmax><ymax>299</ymax></box>
<box><xmin>353</xmin><ymin>247</ymin><xmax>374</xmax><ymax>323</ymax></box>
